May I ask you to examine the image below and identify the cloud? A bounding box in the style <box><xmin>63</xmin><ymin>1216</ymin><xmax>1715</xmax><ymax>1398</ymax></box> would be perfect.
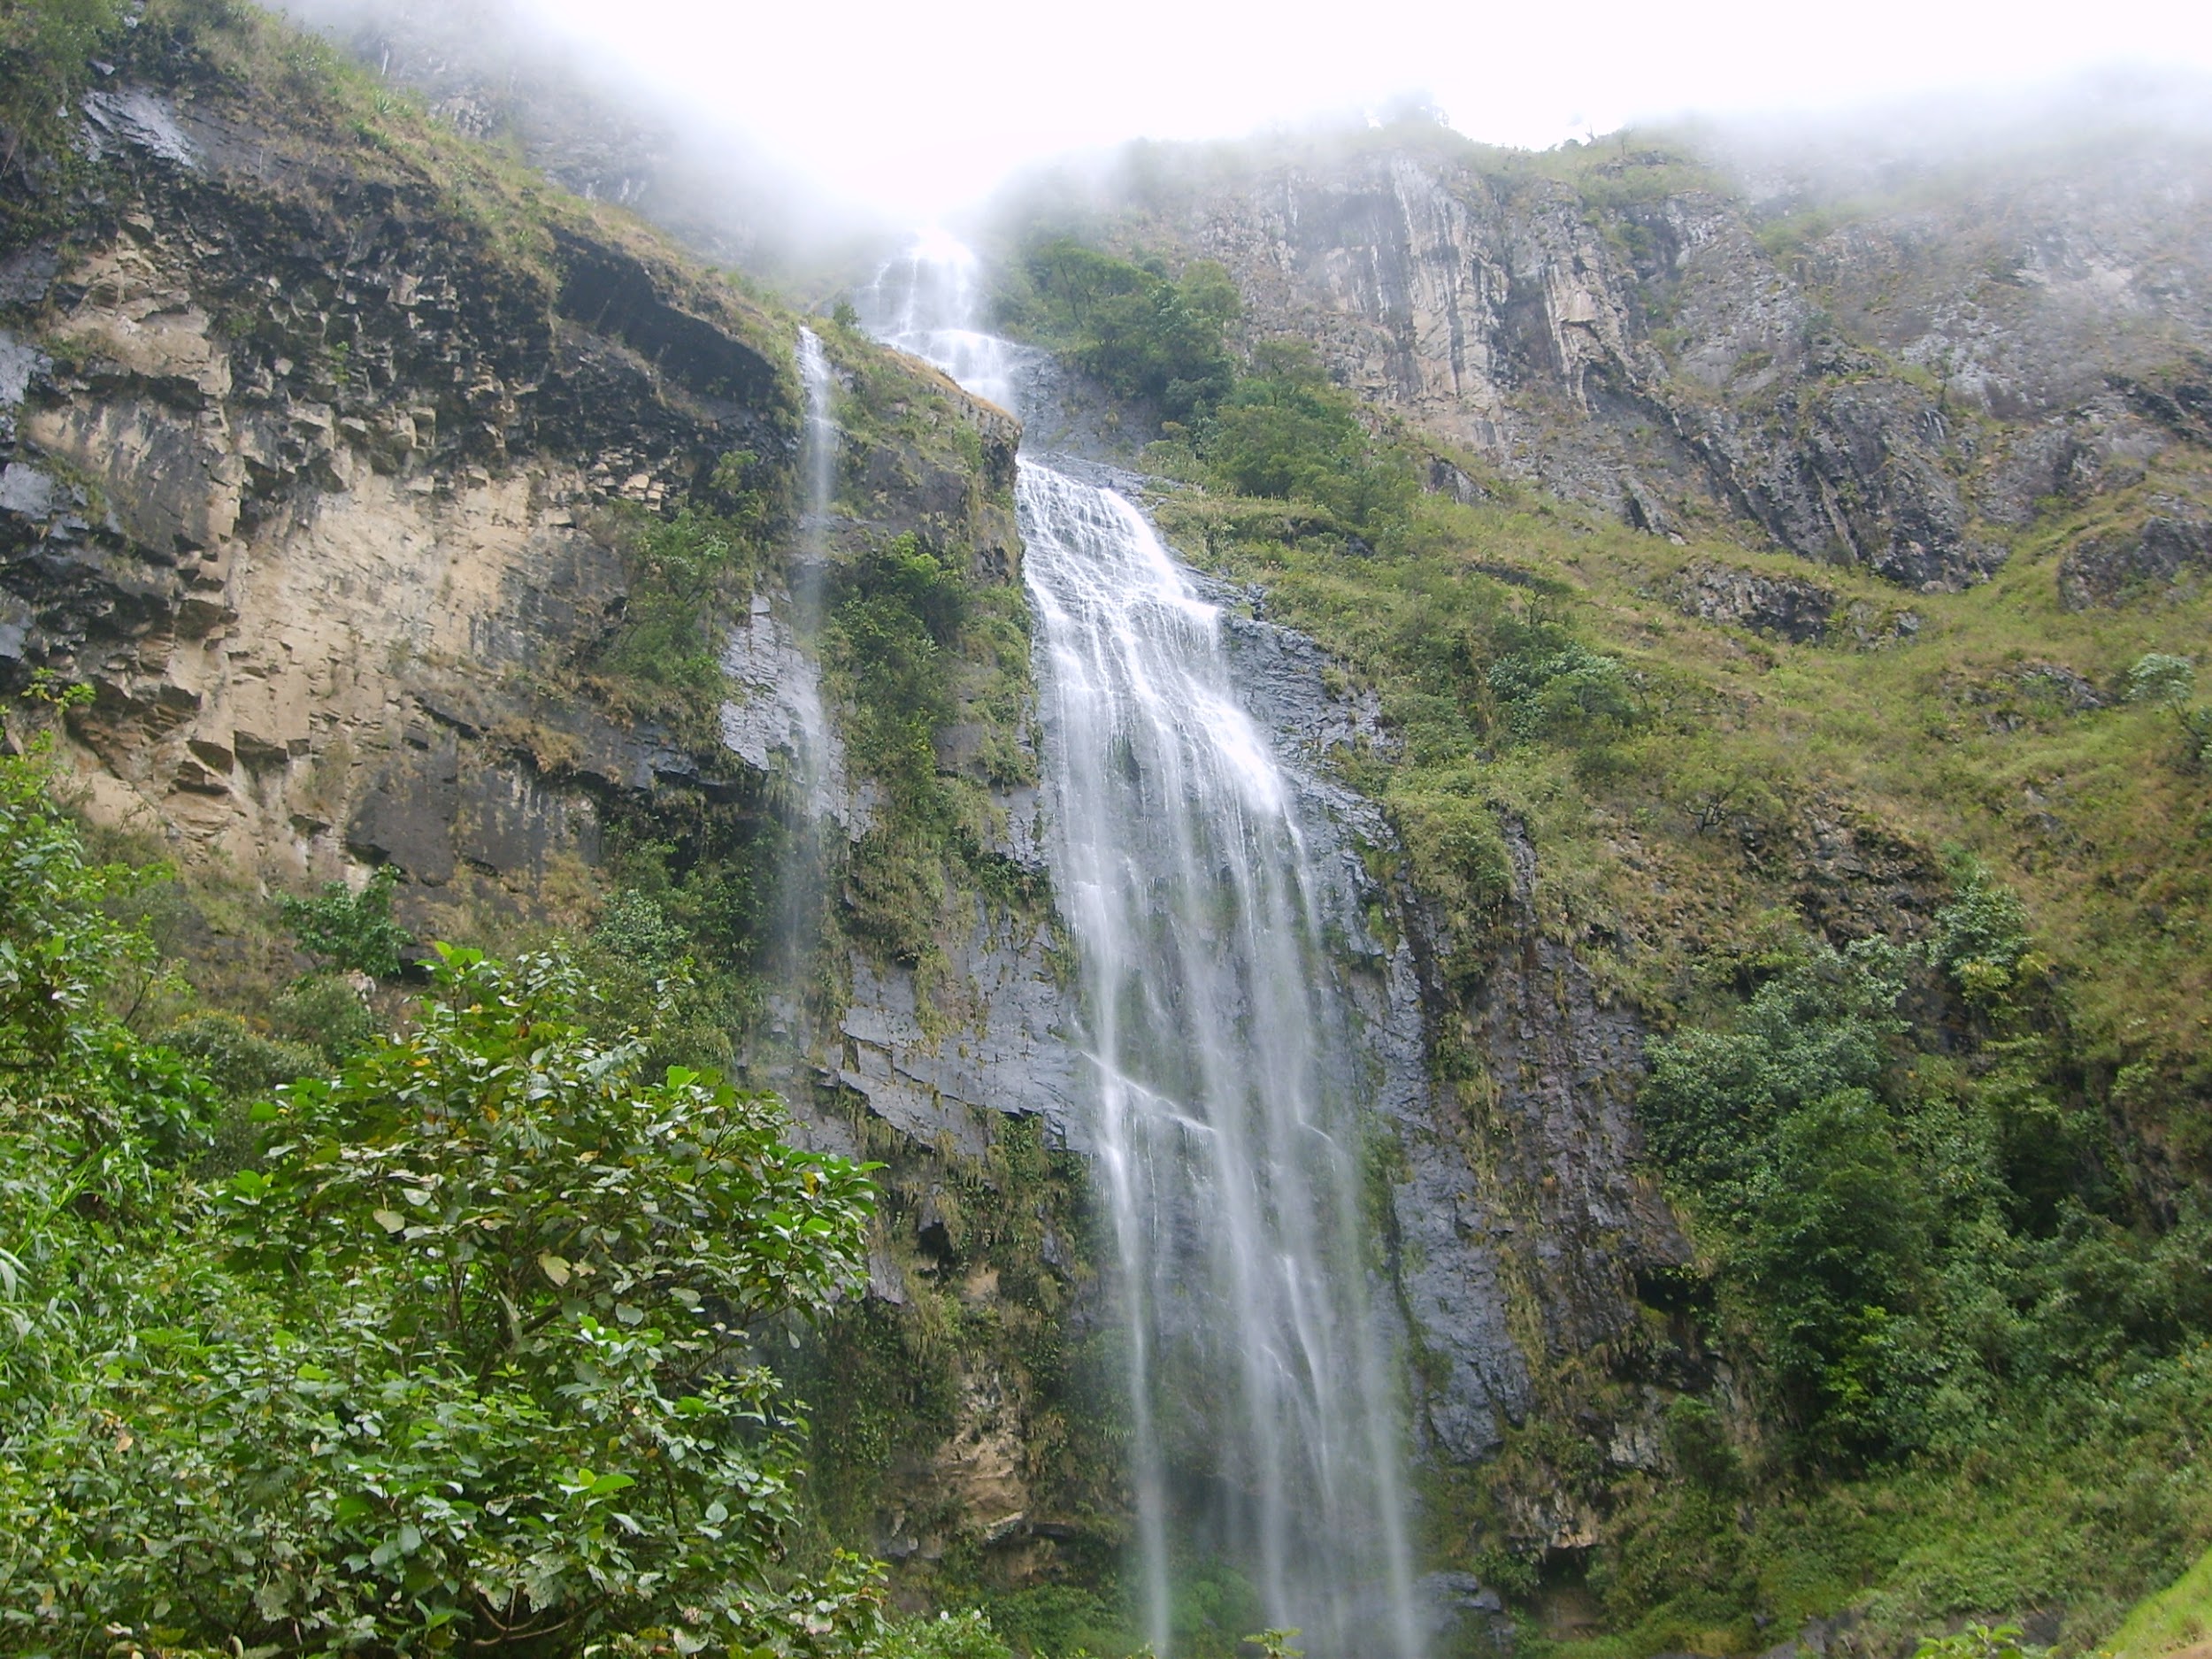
<box><xmin>348</xmin><ymin>0</ymin><xmax>2212</xmax><ymax>223</ymax></box>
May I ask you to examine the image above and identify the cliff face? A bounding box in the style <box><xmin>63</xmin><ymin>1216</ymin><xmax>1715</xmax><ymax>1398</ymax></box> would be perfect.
<box><xmin>0</xmin><ymin>37</ymin><xmax>1018</xmax><ymax>910</ymax></box>
<box><xmin>16</xmin><ymin>13</ymin><xmax>2212</xmax><ymax>1642</ymax></box>
<box><xmin>1087</xmin><ymin>125</ymin><xmax>2212</xmax><ymax>593</ymax></box>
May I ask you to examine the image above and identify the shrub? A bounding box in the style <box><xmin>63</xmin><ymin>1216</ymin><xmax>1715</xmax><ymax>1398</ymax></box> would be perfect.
<box><xmin>2126</xmin><ymin>652</ymin><xmax>2196</xmax><ymax>705</ymax></box>
<box><xmin>1202</xmin><ymin>341</ymin><xmax>1416</xmax><ymax>534</ymax></box>
<box><xmin>1016</xmin><ymin>239</ymin><xmax>1239</xmax><ymax>424</ymax></box>
<box><xmin>598</xmin><ymin>508</ymin><xmax>746</xmax><ymax>723</ymax></box>
<box><xmin>278</xmin><ymin>863</ymin><xmax>414</xmax><ymax>979</ymax></box>
<box><xmin>0</xmin><ymin>743</ymin><xmax>888</xmax><ymax>1655</ymax></box>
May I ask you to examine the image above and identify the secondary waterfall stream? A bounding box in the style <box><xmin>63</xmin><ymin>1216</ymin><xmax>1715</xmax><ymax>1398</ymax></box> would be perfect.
<box><xmin>768</xmin><ymin>326</ymin><xmax>837</xmax><ymax>985</ymax></box>
<box><xmin>859</xmin><ymin>240</ymin><xmax>1422</xmax><ymax>1659</ymax></box>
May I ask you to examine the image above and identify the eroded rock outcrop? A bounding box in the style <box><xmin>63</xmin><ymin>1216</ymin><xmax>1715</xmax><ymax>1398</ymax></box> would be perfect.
<box><xmin>0</xmin><ymin>66</ymin><xmax>1017</xmax><ymax>921</ymax></box>
<box><xmin>1087</xmin><ymin>127</ymin><xmax>2212</xmax><ymax>591</ymax></box>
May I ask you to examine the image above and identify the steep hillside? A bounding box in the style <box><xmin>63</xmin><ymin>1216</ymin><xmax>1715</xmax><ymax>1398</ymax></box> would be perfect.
<box><xmin>0</xmin><ymin>0</ymin><xmax>1120</xmax><ymax>1625</ymax></box>
<box><xmin>9</xmin><ymin>5</ymin><xmax>2212</xmax><ymax>1655</ymax></box>
<box><xmin>976</xmin><ymin>115</ymin><xmax>2212</xmax><ymax>1657</ymax></box>
<box><xmin>1005</xmin><ymin>117</ymin><xmax>2212</xmax><ymax>594</ymax></box>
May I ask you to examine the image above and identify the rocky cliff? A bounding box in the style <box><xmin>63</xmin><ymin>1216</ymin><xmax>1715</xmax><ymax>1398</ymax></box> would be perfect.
<box><xmin>12</xmin><ymin>9</ymin><xmax>2212</xmax><ymax>1649</ymax></box>
<box><xmin>0</xmin><ymin>5</ymin><xmax>1110</xmax><ymax>1586</ymax></box>
<box><xmin>1046</xmin><ymin>119</ymin><xmax>2212</xmax><ymax>595</ymax></box>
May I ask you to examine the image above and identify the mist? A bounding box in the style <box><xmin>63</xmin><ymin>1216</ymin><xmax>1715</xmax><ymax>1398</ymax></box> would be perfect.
<box><xmin>274</xmin><ymin>0</ymin><xmax>2212</xmax><ymax>276</ymax></box>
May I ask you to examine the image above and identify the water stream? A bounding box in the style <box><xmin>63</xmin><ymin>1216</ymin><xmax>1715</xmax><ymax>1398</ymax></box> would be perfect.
<box><xmin>859</xmin><ymin>241</ymin><xmax>1421</xmax><ymax>1659</ymax></box>
<box><xmin>768</xmin><ymin>326</ymin><xmax>838</xmax><ymax>987</ymax></box>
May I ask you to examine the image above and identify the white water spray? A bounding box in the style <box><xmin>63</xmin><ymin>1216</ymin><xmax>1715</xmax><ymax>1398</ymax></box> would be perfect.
<box><xmin>863</xmin><ymin>241</ymin><xmax>1422</xmax><ymax>1659</ymax></box>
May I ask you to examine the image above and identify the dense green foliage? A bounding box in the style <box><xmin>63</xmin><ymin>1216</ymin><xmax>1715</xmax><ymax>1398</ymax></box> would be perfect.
<box><xmin>830</xmin><ymin>535</ymin><xmax>969</xmax><ymax>805</ymax></box>
<box><xmin>1002</xmin><ymin>240</ymin><xmax>1240</xmax><ymax>425</ymax></box>
<box><xmin>1638</xmin><ymin>902</ymin><xmax>2206</xmax><ymax>1466</ymax></box>
<box><xmin>818</xmin><ymin>529</ymin><xmax>1041</xmax><ymax>966</ymax></box>
<box><xmin>279</xmin><ymin>866</ymin><xmax>416</xmax><ymax>980</ymax></box>
<box><xmin>1199</xmin><ymin>341</ymin><xmax>1417</xmax><ymax>536</ymax></box>
<box><xmin>595</xmin><ymin>506</ymin><xmax>757</xmax><ymax>737</ymax></box>
<box><xmin>0</xmin><ymin>731</ymin><xmax>1024</xmax><ymax>1657</ymax></box>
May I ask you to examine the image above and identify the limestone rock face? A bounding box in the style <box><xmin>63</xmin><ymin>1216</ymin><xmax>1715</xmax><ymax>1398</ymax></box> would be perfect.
<box><xmin>1102</xmin><ymin>128</ymin><xmax>2212</xmax><ymax>590</ymax></box>
<box><xmin>0</xmin><ymin>78</ymin><xmax>1012</xmax><ymax>927</ymax></box>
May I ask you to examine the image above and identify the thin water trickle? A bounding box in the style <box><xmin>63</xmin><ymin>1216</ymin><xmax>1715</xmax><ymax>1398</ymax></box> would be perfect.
<box><xmin>861</xmin><ymin>239</ymin><xmax>1422</xmax><ymax>1659</ymax></box>
<box><xmin>767</xmin><ymin>325</ymin><xmax>839</xmax><ymax>984</ymax></box>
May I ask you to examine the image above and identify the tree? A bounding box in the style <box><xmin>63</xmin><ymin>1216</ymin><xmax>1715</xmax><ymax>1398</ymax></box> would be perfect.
<box><xmin>280</xmin><ymin>864</ymin><xmax>415</xmax><ymax>979</ymax></box>
<box><xmin>0</xmin><ymin>749</ymin><xmax>884</xmax><ymax>1655</ymax></box>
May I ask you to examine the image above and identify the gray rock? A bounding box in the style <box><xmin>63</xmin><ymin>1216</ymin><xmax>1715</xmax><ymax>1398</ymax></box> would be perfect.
<box><xmin>1671</xmin><ymin>559</ymin><xmax>1834</xmax><ymax>641</ymax></box>
<box><xmin>0</xmin><ymin>333</ymin><xmax>49</xmax><ymax>410</ymax></box>
<box><xmin>0</xmin><ymin>463</ymin><xmax>64</xmax><ymax>521</ymax></box>
<box><xmin>832</xmin><ymin>907</ymin><xmax>1088</xmax><ymax>1153</ymax></box>
<box><xmin>718</xmin><ymin>593</ymin><xmax>862</xmax><ymax>832</ymax></box>
<box><xmin>2059</xmin><ymin>512</ymin><xmax>2212</xmax><ymax>609</ymax></box>
<box><xmin>81</xmin><ymin>88</ymin><xmax>202</xmax><ymax>169</ymax></box>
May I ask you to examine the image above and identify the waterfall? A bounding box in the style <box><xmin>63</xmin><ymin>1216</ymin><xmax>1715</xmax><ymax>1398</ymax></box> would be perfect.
<box><xmin>862</xmin><ymin>240</ymin><xmax>1422</xmax><ymax>1659</ymax></box>
<box><xmin>768</xmin><ymin>326</ymin><xmax>838</xmax><ymax>986</ymax></box>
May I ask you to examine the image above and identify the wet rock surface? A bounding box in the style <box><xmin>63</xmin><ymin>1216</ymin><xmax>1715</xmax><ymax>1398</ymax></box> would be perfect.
<box><xmin>1198</xmin><ymin>516</ymin><xmax>1683</xmax><ymax>1475</ymax></box>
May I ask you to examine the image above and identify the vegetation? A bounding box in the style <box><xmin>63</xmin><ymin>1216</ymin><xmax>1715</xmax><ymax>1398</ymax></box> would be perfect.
<box><xmin>278</xmin><ymin>865</ymin><xmax>416</xmax><ymax>980</ymax></box>
<box><xmin>999</xmin><ymin>239</ymin><xmax>1240</xmax><ymax>425</ymax></box>
<box><xmin>2108</xmin><ymin>1544</ymin><xmax>2212</xmax><ymax>1658</ymax></box>
<box><xmin>983</xmin><ymin>196</ymin><xmax>2212</xmax><ymax>1650</ymax></box>
<box><xmin>0</xmin><ymin>706</ymin><xmax>1112</xmax><ymax>1657</ymax></box>
<box><xmin>0</xmin><ymin>0</ymin><xmax>122</xmax><ymax>220</ymax></box>
<box><xmin>18</xmin><ymin>0</ymin><xmax>2212</xmax><ymax>1645</ymax></box>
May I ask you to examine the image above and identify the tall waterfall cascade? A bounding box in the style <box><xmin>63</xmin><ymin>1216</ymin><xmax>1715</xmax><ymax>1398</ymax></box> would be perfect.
<box><xmin>859</xmin><ymin>241</ymin><xmax>1423</xmax><ymax>1659</ymax></box>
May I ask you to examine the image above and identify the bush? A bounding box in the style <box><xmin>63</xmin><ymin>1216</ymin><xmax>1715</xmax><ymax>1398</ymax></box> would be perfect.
<box><xmin>0</xmin><ymin>736</ymin><xmax>890</xmax><ymax>1654</ymax></box>
<box><xmin>598</xmin><ymin>507</ymin><xmax>746</xmax><ymax>723</ymax></box>
<box><xmin>2126</xmin><ymin>651</ymin><xmax>2196</xmax><ymax>705</ymax></box>
<box><xmin>269</xmin><ymin>970</ymin><xmax>382</xmax><ymax>1060</ymax></box>
<box><xmin>1640</xmin><ymin>853</ymin><xmax>2212</xmax><ymax>1471</ymax></box>
<box><xmin>829</xmin><ymin>534</ymin><xmax>967</xmax><ymax>800</ymax></box>
<box><xmin>161</xmin><ymin>1010</ymin><xmax>323</xmax><ymax>1097</ymax></box>
<box><xmin>1202</xmin><ymin>341</ymin><xmax>1416</xmax><ymax>534</ymax></box>
<box><xmin>1386</xmin><ymin>769</ymin><xmax>1515</xmax><ymax>979</ymax></box>
<box><xmin>278</xmin><ymin>864</ymin><xmax>413</xmax><ymax>979</ymax></box>
<box><xmin>1016</xmin><ymin>239</ymin><xmax>1239</xmax><ymax>423</ymax></box>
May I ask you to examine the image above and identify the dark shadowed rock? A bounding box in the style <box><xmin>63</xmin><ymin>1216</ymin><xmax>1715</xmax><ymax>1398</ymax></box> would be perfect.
<box><xmin>2059</xmin><ymin>512</ymin><xmax>2212</xmax><ymax>609</ymax></box>
<box><xmin>1670</xmin><ymin>559</ymin><xmax>1834</xmax><ymax>641</ymax></box>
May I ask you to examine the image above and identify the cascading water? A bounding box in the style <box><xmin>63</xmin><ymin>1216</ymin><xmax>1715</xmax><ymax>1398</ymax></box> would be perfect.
<box><xmin>861</xmin><ymin>242</ymin><xmax>1421</xmax><ymax>1659</ymax></box>
<box><xmin>768</xmin><ymin>326</ymin><xmax>839</xmax><ymax>982</ymax></box>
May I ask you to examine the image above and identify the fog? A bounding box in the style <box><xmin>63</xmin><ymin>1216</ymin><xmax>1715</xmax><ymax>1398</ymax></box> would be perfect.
<box><xmin>279</xmin><ymin>0</ymin><xmax>2212</xmax><ymax>269</ymax></box>
<box><xmin>499</xmin><ymin>0</ymin><xmax>2211</xmax><ymax>215</ymax></box>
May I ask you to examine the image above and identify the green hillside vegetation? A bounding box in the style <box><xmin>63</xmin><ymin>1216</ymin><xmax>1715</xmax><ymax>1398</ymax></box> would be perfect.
<box><xmin>995</xmin><ymin>225</ymin><xmax>2212</xmax><ymax>1653</ymax></box>
<box><xmin>0</xmin><ymin>2</ymin><xmax>1063</xmax><ymax>1653</ymax></box>
<box><xmin>2109</xmin><ymin>1542</ymin><xmax>2212</xmax><ymax>1659</ymax></box>
<box><xmin>10</xmin><ymin>0</ymin><xmax>2212</xmax><ymax>1651</ymax></box>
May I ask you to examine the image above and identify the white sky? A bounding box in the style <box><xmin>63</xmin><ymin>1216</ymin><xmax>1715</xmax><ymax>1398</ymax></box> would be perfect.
<box><xmin>526</xmin><ymin>0</ymin><xmax>2212</xmax><ymax>220</ymax></box>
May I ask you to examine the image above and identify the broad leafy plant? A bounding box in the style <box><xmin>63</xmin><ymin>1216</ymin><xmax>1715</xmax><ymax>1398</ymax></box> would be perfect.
<box><xmin>0</xmin><ymin>721</ymin><xmax>887</xmax><ymax>1655</ymax></box>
